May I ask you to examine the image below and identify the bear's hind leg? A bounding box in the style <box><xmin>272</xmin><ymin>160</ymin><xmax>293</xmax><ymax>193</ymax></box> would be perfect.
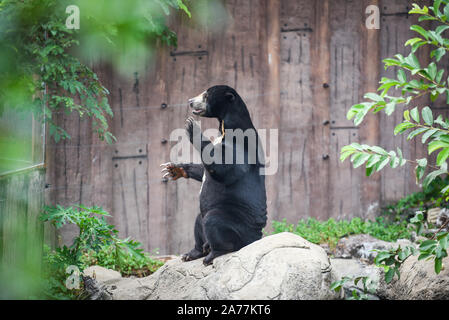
<box><xmin>182</xmin><ymin>213</ymin><xmax>207</xmax><ymax>262</ymax></box>
<box><xmin>202</xmin><ymin>210</ymin><xmax>243</xmax><ymax>265</ymax></box>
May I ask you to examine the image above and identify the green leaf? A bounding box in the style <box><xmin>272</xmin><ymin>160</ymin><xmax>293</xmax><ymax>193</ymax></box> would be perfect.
<box><xmin>403</xmin><ymin>110</ymin><xmax>411</xmax><ymax>121</ymax></box>
<box><xmin>410</xmin><ymin>107</ymin><xmax>420</xmax><ymax>123</ymax></box>
<box><xmin>366</xmin><ymin>166</ymin><xmax>374</xmax><ymax>177</ymax></box>
<box><xmin>397</xmin><ymin>69</ymin><xmax>407</xmax><ymax>83</ymax></box>
<box><xmin>376</xmin><ymin>156</ymin><xmax>390</xmax><ymax>172</ymax></box>
<box><xmin>364</xmin><ymin>92</ymin><xmax>384</xmax><ymax>102</ymax></box>
<box><xmin>410</xmin><ymin>25</ymin><xmax>429</xmax><ymax>40</ymax></box>
<box><xmin>389</xmin><ymin>150</ymin><xmax>400</xmax><ymax>168</ymax></box>
<box><xmin>352</xmin><ymin>153</ymin><xmax>371</xmax><ymax>168</ymax></box>
<box><xmin>340</xmin><ymin>150</ymin><xmax>355</xmax><ymax>162</ymax></box>
<box><xmin>431</xmin><ymin>47</ymin><xmax>446</xmax><ymax>62</ymax></box>
<box><xmin>434</xmin><ymin>0</ymin><xmax>443</xmax><ymax>17</ymax></box>
<box><xmin>440</xmin><ymin>235</ymin><xmax>449</xmax><ymax>249</ymax></box>
<box><xmin>370</xmin><ymin>146</ymin><xmax>388</xmax><ymax>155</ymax></box>
<box><xmin>417</xmin><ymin>158</ymin><xmax>428</xmax><ymax>167</ymax></box>
<box><xmin>411</xmin><ymin>211</ymin><xmax>424</xmax><ymax>223</ymax></box>
<box><xmin>404</xmin><ymin>37</ymin><xmax>423</xmax><ymax>47</ymax></box>
<box><xmin>428</xmin><ymin>140</ymin><xmax>449</xmax><ymax>154</ymax></box>
<box><xmin>422</xmin><ymin>128</ymin><xmax>439</xmax><ymax>143</ymax></box>
<box><xmin>422</xmin><ymin>106</ymin><xmax>434</xmax><ymax>125</ymax></box>
<box><xmin>415</xmin><ymin>165</ymin><xmax>425</xmax><ymax>183</ymax></box>
<box><xmin>419</xmin><ymin>239</ymin><xmax>437</xmax><ymax>251</ymax></box>
<box><xmin>407</xmin><ymin>127</ymin><xmax>428</xmax><ymax>140</ymax></box>
<box><xmin>427</xmin><ymin>62</ymin><xmax>437</xmax><ymax>80</ymax></box>
<box><xmin>347</xmin><ymin>104</ymin><xmax>366</xmax><ymax>120</ymax></box>
<box><xmin>423</xmin><ymin>167</ymin><xmax>447</xmax><ymax>188</ymax></box>
<box><xmin>435</xmin><ymin>257</ymin><xmax>443</xmax><ymax>274</ymax></box>
<box><xmin>405</xmin><ymin>52</ymin><xmax>421</xmax><ymax>69</ymax></box>
<box><xmin>437</xmin><ymin>148</ymin><xmax>449</xmax><ymax>166</ymax></box>
<box><xmin>385</xmin><ymin>267</ymin><xmax>395</xmax><ymax>283</ymax></box>
<box><xmin>394</xmin><ymin>122</ymin><xmax>416</xmax><ymax>135</ymax></box>
<box><xmin>436</xmin><ymin>69</ymin><xmax>445</xmax><ymax>84</ymax></box>
<box><xmin>445</xmin><ymin>3</ymin><xmax>449</xmax><ymax>20</ymax></box>
<box><xmin>385</xmin><ymin>102</ymin><xmax>396</xmax><ymax>116</ymax></box>
<box><xmin>366</xmin><ymin>154</ymin><xmax>382</xmax><ymax>168</ymax></box>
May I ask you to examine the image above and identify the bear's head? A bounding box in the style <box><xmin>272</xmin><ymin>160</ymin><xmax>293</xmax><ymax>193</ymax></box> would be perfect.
<box><xmin>188</xmin><ymin>85</ymin><xmax>251</xmax><ymax>126</ymax></box>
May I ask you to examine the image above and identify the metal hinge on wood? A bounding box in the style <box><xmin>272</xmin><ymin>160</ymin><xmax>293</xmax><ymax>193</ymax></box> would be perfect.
<box><xmin>170</xmin><ymin>50</ymin><xmax>208</xmax><ymax>57</ymax></box>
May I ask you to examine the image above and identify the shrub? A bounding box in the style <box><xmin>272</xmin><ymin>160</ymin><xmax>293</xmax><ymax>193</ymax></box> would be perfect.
<box><xmin>40</xmin><ymin>205</ymin><xmax>163</xmax><ymax>299</ymax></box>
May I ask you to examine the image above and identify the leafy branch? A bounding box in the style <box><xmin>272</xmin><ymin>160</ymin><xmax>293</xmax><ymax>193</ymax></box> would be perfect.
<box><xmin>333</xmin><ymin>0</ymin><xmax>449</xmax><ymax>298</ymax></box>
<box><xmin>0</xmin><ymin>0</ymin><xmax>191</xmax><ymax>143</ymax></box>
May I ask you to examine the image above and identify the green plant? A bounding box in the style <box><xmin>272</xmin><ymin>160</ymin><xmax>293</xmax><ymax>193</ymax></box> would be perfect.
<box><xmin>383</xmin><ymin>176</ymin><xmax>449</xmax><ymax>219</ymax></box>
<box><xmin>339</xmin><ymin>0</ymin><xmax>449</xmax><ymax>283</ymax></box>
<box><xmin>40</xmin><ymin>205</ymin><xmax>163</xmax><ymax>299</ymax></box>
<box><xmin>342</xmin><ymin>1</ymin><xmax>449</xmax><ymax>190</ymax></box>
<box><xmin>330</xmin><ymin>276</ymin><xmax>377</xmax><ymax>300</ymax></box>
<box><xmin>271</xmin><ymin>217</ymin><xmax>412</xmax><ymax>249</ymax></box>
<box><xmin>0</xmin><ymin>0</ymin><xmax>190</xmax><ymax>142</ymax></box>
<box><xmin>332</xmin><ymin>209</ymin><xmax>449</xmax><ymax>299</ymax></box>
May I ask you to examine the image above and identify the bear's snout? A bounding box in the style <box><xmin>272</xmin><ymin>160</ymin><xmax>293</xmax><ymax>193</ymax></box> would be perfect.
<box><xmin>188</xmin><ymin>92</ymin><xmax>207</xmax><ymax>116</ymax></box>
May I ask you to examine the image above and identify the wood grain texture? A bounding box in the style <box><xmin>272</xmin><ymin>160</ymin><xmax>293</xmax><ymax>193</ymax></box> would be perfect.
<box><xmin>308</xmin><ymin>0</ymin><xmax>331</xmax><ymax>220</ymax></box>
<box><xmin>277</xmin><ymin>0</ymin><xmax>313</xmax><ymax>223</ymax></box>
<box><xmin>379</xmin><ymin>0</ymin><xmax>423</xmax><ymax>204</ymax></box>
<box><xmin>359</xmin><ymin>0</ymin><xmax>381</xmax><ymax>219</ymax></box>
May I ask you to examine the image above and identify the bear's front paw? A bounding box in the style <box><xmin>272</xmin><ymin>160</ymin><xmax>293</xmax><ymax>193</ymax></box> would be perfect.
<box><xmin>181</xmin><ymin>248</ymin><xmax>204</xmax><ymax>262</ymax></box>
<box><xmin>160</xmin><ymin>162</ymin><xmax>188</xmax><ymax>180</ymax></box>
<box><xmin>185</xmin><ymin>116</ymin><xmax>201</xmax><ymax>143</ymax></box>
<box><xmin>202</xmin><ymin>242</ymin><xmax>211</xmax><ymax>255</ymax></box>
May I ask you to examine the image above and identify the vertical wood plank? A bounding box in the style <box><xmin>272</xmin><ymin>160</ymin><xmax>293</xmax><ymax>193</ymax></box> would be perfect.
<box><xmin>277</xmin><ymin>0</ymin><xmax>313</xmax><ymax>224</ymax></box>
<box><xmin>309</xmin><ymin>0</ymin><xmax>331</xmax><ymax>219</ymax></box>
<box><xmin>379</xmin><ymin>0</ymin><xmax>422</xmax><ymax>204</ymax></box>
<box><xmin>359</xmin><ymin>0</ymin><xmax>381</xmax><ymax>219</ymax></box>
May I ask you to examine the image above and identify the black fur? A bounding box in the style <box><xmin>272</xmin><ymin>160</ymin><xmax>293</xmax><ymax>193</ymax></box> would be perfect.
<box><xmin>180</xmin><ymin>85</ymin><xmax>267</xmax><ymax>265</ymax></box>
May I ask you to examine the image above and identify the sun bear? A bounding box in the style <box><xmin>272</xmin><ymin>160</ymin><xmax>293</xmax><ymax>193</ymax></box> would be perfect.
<box><xmin>160</xmin><ymin>85</ymin><xmax>267</xmax><ymax>265</ymax></box>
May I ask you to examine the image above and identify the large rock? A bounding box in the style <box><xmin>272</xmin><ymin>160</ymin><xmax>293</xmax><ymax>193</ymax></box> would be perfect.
<box><xmin>378</xmin><ymin>255</ymin><xmax>449</xmax><ymax>300</ymax></box>
<box><xmin>331</xmin><ymin>258</ymin><xmax>382</xmax><ymax>300</ymax></box>
<box><xmin>83</xmin><ymin>265</ymin><xmax>122</xmax><ymax>282</ymax></box>
<box><xmin>332</xmin><ymin>234</ymin><xmax>414</xmax><ymax>263</ymax></box>
<box><xmin>97</xmin><ymin>232</ymin><xmax>338</xmax><ymax>300</ymax></box>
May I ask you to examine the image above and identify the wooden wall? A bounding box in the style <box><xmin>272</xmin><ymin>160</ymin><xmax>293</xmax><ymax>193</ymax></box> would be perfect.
<box><xmin>47</xmin><ymin>0</ymin><xmax>444</xmax><ymax>255</ymax></box>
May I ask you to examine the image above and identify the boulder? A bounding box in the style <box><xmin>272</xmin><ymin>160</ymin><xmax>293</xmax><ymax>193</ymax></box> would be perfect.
<box><xmin>332</xmin><ymin>234</ymin><xmax>414</xmax><ymax>263</ymax></box>
<box><xmin>378</xmin><ymin>255</ymin><xmax>449</xmax><ymax>300</ymax></box>
<box><xmin>83</xmin><ymin>265</ymin><xmax>122</xmax><ymax>282</ymax></box>
<box><xmin>330</xmin><ymin>258</ymin><xmax>382</xmax><ymax>300</ymax></box>
<box><xmin>96</xmin><ymin>232</ymin><xmax>338</xmax><ymax>300</ymax></box>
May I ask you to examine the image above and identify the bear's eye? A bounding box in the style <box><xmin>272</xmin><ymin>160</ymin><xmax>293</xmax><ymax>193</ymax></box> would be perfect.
<box><xmin>225</xmin><ymin>92</ymin><xmax>235</xmax><ymax>101</ymax></box>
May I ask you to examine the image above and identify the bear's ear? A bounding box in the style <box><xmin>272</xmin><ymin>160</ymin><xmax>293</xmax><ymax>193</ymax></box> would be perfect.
<box><xmin>225</xmin><ymin>92</ymin><xmax>235</xmax><ymax>102</ymax></box>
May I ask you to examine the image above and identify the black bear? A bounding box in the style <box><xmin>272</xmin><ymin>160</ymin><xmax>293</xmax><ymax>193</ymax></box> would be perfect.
<box><xmin>160</xmin><ymin>85</ymin><xmax>267</xmax><ymax>265</ymax></box>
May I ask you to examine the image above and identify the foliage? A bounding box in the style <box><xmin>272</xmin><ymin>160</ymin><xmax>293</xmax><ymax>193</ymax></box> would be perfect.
<box><xmin>40</xmin><ymin>205</ymin><xmax>163</xmax><ymax>299</ymax></box>
<box><xmin>342</xmin><ymin>0</ymin><xmax>449</xmax><ymax>192</ymax></box>
<box><xmin>334</xmin><ymin>1</ymin><xmax>449</xmax><ymax>294</ymax></box>
<box><xmin>330</xmin><ymin>276</ymin><xmax>377</xmax><ymax>300</ymax></box>
<box><xmin>0</xmin><ymin>0</ymin><xmax>190</xmax><ymax>142</ymax></box>
<box><xmin>332</xmin><ymin>208</ymin><xmax>449</xmax><ymax>299</ymax></box>
<box><xmin>270</xmin><ymin>217</ymin><xmax>412</xmax><ymax>249</ymax></box>
<box><xmin>372</xmin><ymin>210</ymin><xmax>448</xmax><ymax>282</ymax></box>
<box><xmin>383</xmin><ymin>176</ymin><xmax>449</xmax><ymax>219</ymax></box>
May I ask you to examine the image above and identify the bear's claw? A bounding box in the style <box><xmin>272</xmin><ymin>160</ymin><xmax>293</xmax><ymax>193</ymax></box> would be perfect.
<box><xmin>181</xmin><ymin>248</ymin><xmax>205</xmax><ymax>262</ymax></box>
<box><xmin>159</xmin><ymin>162</ymin><xmax>188</xmax><ymax>180</ymax></box>
<box><xmin>185</xmin><ymin>116</ymin><xmax>201</xmax><ymax>143</ymax></box>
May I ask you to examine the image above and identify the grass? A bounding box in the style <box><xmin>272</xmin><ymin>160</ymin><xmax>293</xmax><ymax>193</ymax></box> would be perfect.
<box><xmin>270</xmin><ymin>216</ymin><xmax>412</xmax><ymax>249</ymax></box>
